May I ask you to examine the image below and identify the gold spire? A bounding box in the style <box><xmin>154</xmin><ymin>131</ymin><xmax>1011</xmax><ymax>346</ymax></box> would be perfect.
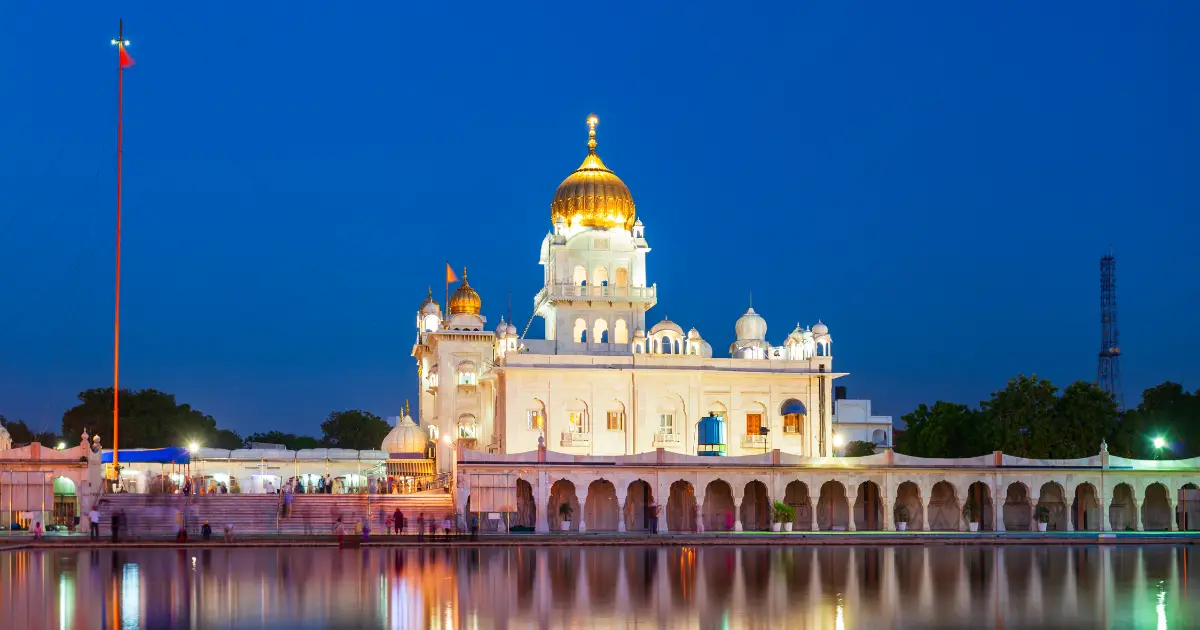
<box><xmin>551</xmin><ymin>113</ymin><xmax>636</xmax><ymax>230</ymax></box>
<box><xmin>449</xmin><ymin>267</ymin><xmax>482</xmax><ymax>315</ymax></box>
<box><xmin>404</xmin><ymin>399</ymin><xmax>410</xmax><ymax>417</ymax></box>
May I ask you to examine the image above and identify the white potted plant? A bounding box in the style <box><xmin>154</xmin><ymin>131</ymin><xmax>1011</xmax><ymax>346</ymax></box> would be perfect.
<box><xmin>894</xmin><ymin>503</ymin><xmax>909</xmax><ymax>531</ymax></box>
<box><xmin>772</xmin><ymin>501</ymin><xmax>795</xmax><ymax>532</ymax></box>
<box><xmin>1035</xmin><ymin>504</ymin><xmax>1050</xmax><ymax>532</ymax></box>
<box><xmin>558</xmin><ymin>502</ymin><xmax>573</xmax><ymax>532</ymax></box>
<box><xmin>963</xmin><ymin>499</ymin><xmax>980</xmax><ymax>532</ymax></box>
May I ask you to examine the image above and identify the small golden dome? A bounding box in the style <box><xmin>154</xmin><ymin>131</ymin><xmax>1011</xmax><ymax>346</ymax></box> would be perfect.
<box><xmin>448</xmin><ymin>269</ymin><xmax>482</xmax><ymax>315</ymax></box>
<box><xmin>551</xmin><ymin>114</ymin><xmax>636</xmax><ymax>231</ymax></box>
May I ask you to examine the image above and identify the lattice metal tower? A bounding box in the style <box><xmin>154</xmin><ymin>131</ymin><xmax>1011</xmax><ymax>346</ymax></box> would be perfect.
<box><xmin>1098</xmin><ymin>247</ymin><xmax>1123</xmax><ymax>408</ymax></box>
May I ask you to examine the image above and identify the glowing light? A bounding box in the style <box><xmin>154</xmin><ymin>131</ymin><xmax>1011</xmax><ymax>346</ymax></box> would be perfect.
<box><xmin>188</xmin><ymin>442</ymin><xmax>199</xmax><ymax>453</ymax></box>
<box><xmin>832</xmin><ymin>433</ymin><xmax>845</xmax><ymax>448</ymax></box>
<box><xmin>56</xmin><ymin>442</ymin><xmax>66</xmax><ymax>450</ymax></box>
<box><xmin>1156</xmin><ymin>581</ymin><xmax>1167</xmax><ymax>630</ymax></box>
<box><xmin>1153</xmin><ymin>437</ymin><xmax>1166</xmax><ymax>450</ymax></box>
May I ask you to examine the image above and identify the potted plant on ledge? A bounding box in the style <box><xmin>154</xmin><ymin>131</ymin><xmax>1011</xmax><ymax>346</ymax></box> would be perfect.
<box><xmin>772</xmin><ymin>501</ymin><xmax>796</xmax><ymax>532</ymax></box>
<box><xmin>963</xmin><ymin>498</ymin><xmax>980</xmax><ymax>532</ymax></box>
<box><xmin>894</xmin><ymin>503</ymin><xmax>909</xmax><ymax>531</ymax></box>
<box><xmin>558</xmin><ymin>502</ymin><xmax>574</xmax><ymax>532</ymax></box>
<box><xmin>1035</xmin><ymin>504</ymin><xmax>1050</xmax><ymax>532</ymax></box>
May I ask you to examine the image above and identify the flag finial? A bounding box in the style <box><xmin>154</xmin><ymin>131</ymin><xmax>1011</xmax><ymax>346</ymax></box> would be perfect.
<box><xmin>587</xmin><ymin>114</ymin><xmax>598</xmax><ymax>152</ymax></box>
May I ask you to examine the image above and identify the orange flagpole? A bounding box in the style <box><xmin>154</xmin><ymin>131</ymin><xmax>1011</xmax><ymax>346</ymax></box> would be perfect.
<box><xmin>111</xmin><ymin>20</ymin><xmax>128</xmax><ymax>476</ymax></box>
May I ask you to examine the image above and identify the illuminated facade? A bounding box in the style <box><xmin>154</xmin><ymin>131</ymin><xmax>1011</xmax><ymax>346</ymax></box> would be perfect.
<box><xmin>414</xmin><ymin>116</ymin><xmax>842</xmax><ymax>473</ymax></box>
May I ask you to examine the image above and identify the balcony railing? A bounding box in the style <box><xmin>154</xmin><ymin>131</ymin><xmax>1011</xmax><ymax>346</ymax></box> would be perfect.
<box><xmin>538</xmin><ymin>283</ymin><xmax>657</xmax><ymax>303</ymax></box>
<box><xmin>560</xmin><ymin>431</ymin><xmax>591</xmax><ymax>448</ymax></box>
<box><xmin>741</xmin><ymin>434</ymin><xmax>769</xmax><ymax>448</ymax></box>
<box><xmin>653</xmin><ymin>430</ymin><xmax>681</xmax><ymax>448</ymax></box>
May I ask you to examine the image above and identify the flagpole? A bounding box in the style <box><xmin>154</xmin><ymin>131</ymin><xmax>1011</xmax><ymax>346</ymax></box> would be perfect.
<box><xmin>444</xmin><ymin>261</ymin><xmax>450</xmax><ymax>328</ymax></box>
<box><xmin>112</xmin><ymin>19</ymin><xmax>126</xmax><ymax>475</ymax></box>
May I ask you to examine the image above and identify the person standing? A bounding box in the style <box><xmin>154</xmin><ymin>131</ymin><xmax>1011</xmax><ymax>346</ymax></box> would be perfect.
<box><xmin>393</xmin><ymin>508</ymin><xmax>404</xmax><ymax>536</ymax></box>
<box><xmin>649</xmin><ymin>501</ymin><xmax>659</xmax><ymax>534</ymax></box>
<box><xmin>88</xmin><ymin>506</ymin><xmax>100</xmax><ymax>541</ymax></box>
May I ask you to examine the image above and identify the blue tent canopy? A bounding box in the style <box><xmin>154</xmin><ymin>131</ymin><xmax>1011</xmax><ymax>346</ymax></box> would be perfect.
<box><xmin>101</xmin><ymin>447</ymin><xmax>190</xmax><ymax>464</ymax></box>
<box><xmin>781</xmin><ymin>399</ymin><xmax>807</xmax><ymax>415</ymax></box>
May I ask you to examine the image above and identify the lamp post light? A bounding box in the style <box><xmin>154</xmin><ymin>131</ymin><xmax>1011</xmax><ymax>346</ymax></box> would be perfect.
<box><xmin>832</xmin><ymin>433</ymin><xmax>845</xmax><ymax>456</ymax></box>
<box><xmin>1152</xmin><ymin>436</ymin><xmax>1166</xmax><ymax>461</ymax></box>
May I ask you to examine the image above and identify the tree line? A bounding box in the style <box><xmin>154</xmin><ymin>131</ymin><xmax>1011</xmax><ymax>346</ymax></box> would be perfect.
<box><xmin>896</xmin><ymin>376</ymin><xmax>1200</xmax><ymax>460</ymax></box>
<box><xmin>0</xmin><ymin>387</ymin><xmax>392</xmax><ymax>452</ymax></box>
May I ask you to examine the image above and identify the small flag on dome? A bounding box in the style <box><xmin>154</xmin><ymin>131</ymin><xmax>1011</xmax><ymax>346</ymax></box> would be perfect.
<box><xmin>446</xmin><ymin>263</ymin><xmax>458</xmax><ymax>284</ymax></box>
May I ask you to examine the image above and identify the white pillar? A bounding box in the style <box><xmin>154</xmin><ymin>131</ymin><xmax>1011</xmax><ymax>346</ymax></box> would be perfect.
<box><xmin>733</xmin><ymin>497</ymin><xmax>744</xmax><ymax>532</ymax></box>
<box><xmin>1168</xmin><ymin>499</ymin><xmax>1178</xmax><ymax>531</ymax></box>
<box><xmin>616</xmin><ymin>490</ymin><xmax>628</xmax><ymax>533</ymax></box>
<box><xmin>847</xmin><ymin>496</ymin><xmax>857</xmax><ymax>532</ymax></box>
<box><xmin>1135</xmin><ymin>499</ymin><xmax>1144</xmax><ymax>531</ymax></box>
<box><xmin>577</xmin><ymin>490</ymin><xmax>589</xmax><ymax>533</ymax></box>
<box><xmin>1102</xmin><ymin>499</ymin><xmax>1113</xmax><ymax>531</ymax></box>
<box><xmin>994</xmin><ymin>498</ymin><xmax>1005</xmax><ymax>532</ymax></box>
<box><xmin>921</xmin><ymin>500</ymin><xmax>931</xmax><ymax>532</ymax></box>
<box><xmin>535</xmin><ymin>478</ymin><xmax>550</xmax><ymax>533</ymax></box>
<box><xmin>696</xmin><ymin>501</ymin><xmax>705</xmax><ymax>533</ymax></box>
<box><xmin>882</xmin><ymin>498</ymin><xmax>893</xmax><ymax>532</ymax></box>
<box><xmin>810</xmin><ymin>500</ymin><xmax>819</xmax><ymax>532</ymax></box>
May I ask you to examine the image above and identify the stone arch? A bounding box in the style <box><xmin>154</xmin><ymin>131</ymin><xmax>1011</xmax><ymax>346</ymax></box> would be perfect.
<box><xmin>965</xmin><ymin>481</ymin><xmax>993</xmax><ymax>531</ymax></box>
<box><xmin>514</xmin><ymin>478</ymin><xmax>535</xmax><ymax>530</ymax></box>
<box><xmin>816</xmin><ymin>480</ymin><xmax>850</xmax><ymax>531</ymax></box>
<box><xmin>656</xmin><ymin>395</ymin><xmax>683</xmax><ymax>437</ymax></box>
<box><xmin>1109</xmin><ymin>483</ymin><xmax>1137</xmax><ymax>531</ymax></box>
<box><xmin>744</xmin><ymin>401</ymin><xmax>768</xmax><ymax>439</ymax></box>
<box><xmin>854</xmin><ymin>480</ymin><xmax>884</xmax><ymax>531</ymax></box>
<box><xmin>703</xmin><ymin>479</ymin><xmax>736</xmax><ymax>532</ymax></box>
<box><xmin>573</xmin><ymin>265</ymin><xmax>587</xmax><ymax>285</ymax></box>
<box><xmin>583</xmin><ymin>479</ymin><xmax>619</xmax><ymax>532</ymax></box>
<box><xmin>780</xmin><ymin>399</ymin><xmax>806</xmax><ymax>437</ymax></box>
<box><xmin>1003</xmin><ymin>482</ymin><xmax>1033</xmax><ymax>531</ymax></box>
<box><xmin>784</xmin><ymin>481</ymin><xmax>812</xmax><ymax>531</ymax></box>
<box><xmin>667</xmin><ymin>480</ymin><xmax>697</xmax><ymax>533</ymax></box>
<box><xmin>625</xmin><ymin>480</ymin><xmax>654</xmax><ymax>532</ymax></box>
<box><xmin>614</xmin><ymin>319</ymin><xmax>629</xmax><ymax>344</ymax></box>
<box><xmin>709</xmin><ymin>401</ymin><xmax>728</xmax><ymax>420</ymax></box>
<box><xmin>593</xmin><ymin>318</ymin><xmax>609</xmax><ymax>344</ymax></box>
<box><xmin>894</xmin><ymin>481</ymin><xmax>923</xmax><ymax>530</ymax></box>
<box><xmin>1142</xmin><ymin>483</ymin><xmax>1172</xmax><ymax>531</ymax></box>
<box><xmin>593</xmin><ymin>266</ymin><xmax>609</xmax><ymax>287</ymax></box>
<box><xmin>1072</xmin><ymin>482</ymin><xmax>1101</xmax><ymax>531</ymax></box>
<box><xmin>548</xmin><ymin>479</ymin><xmax>580</xmax><ymax>532</ymax></box>
<box><xmin>928</xmin><ymin>481</ymin><xmax>961</xmax><ymax>531</ymax></box>
<box><xmin>1179</xmin><ymin>483</ymin><xmax>1200</xmax><ymax>532</ymax></box>
<box><xmin>51</xmin><ymin>476</ymin><xmax>78</xmax><ymax>528</ymax></box>
<box><xmin>741</xmin><ymin>480</ymin><xmax>770</xmax><ymax>531</ymax></box>
<box><xmin>614</xmin><ymin>267</ymin><xmax>629</xmax><ymax>287</ymax></box>
<box><xmin>527</xmin><ymin>398</ymin><xmax>547</xmax><ymax>431</ymax></box>
<box><xmin>573</xmin><ymin>318</ymin><xmax>587</xmax><ymax>343</ymax></box>
<box><xmin>1037</xmin><ymin>481</ymin><xmax>1068</xmax><ymax>531</ymax></box>
<box><xmin>871</xmin><ymin>429</ymin><xmax>887</xmax><ymax>445</ymax></box>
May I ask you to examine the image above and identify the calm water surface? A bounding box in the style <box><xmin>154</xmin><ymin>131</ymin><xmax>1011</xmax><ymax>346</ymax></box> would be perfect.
<box><xmin>1</xmin><ymin>545</ymin><xmax>1196</xmax><ymax>629</ymax></box>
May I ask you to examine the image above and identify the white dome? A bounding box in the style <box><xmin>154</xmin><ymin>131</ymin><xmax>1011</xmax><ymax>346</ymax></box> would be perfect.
<box><xmin>813</xmin><ymin>320</ymin><xmax>829</xmax><ymax>335</ymax></box>
<box><xmin>785</xmin><ymin>325</ymin><xmax>805</xmax><ymax>345</ymax></box>
<box><xmin>632</xmin><ymin>327</ymin><xmax>645</xmax><ymax>339</ymax></box>
<box><xmin>687</xmin><ymin>327</ymin><xmax>702</xmax><ymax>340</ymax></box>
<box><xmin>506</xmin><ymin>323</ymin><xmax>517</xmax><ymax>336</ymax></box>
<box><xmin>735</xmin><ymin>307</ymin><xmax>767</xmax><ymax>341</ymax></box>
<box><xmin>0</xmin><ymin>424</ymin><xmax>10</xmax><ymax>450</ymax></box>
<box><xmin>649</xmin><ymin>318</ymin><xmax>684</xmax><ymax>336</ymax></box>
<box><xmin>382</xmin><ymin>415</ymin><xmax>427</xmax><ymax>455</ymax></box>
<box><xmin>700</xmin><ymin>340</ymin><xmax>713</xmax><ymax>358</ymax></box>
<box><xmin>495</xmin><ymin>318</ymin><xmax>508</xmax><ymax>336</ymax></box>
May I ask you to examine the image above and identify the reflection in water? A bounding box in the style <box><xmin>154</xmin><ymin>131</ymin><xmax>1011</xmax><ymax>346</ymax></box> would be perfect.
<box><xmin>0</xmin><ymin>545</ymin><xmax>1197</xmax><ymax>629</ymax></box>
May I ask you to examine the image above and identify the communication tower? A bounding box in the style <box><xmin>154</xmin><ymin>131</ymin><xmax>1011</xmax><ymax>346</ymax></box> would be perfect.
<box><xmin>1098</xmin><ymin>247</ymin><xmax>1123</xmax><ymax>408</ymax></box>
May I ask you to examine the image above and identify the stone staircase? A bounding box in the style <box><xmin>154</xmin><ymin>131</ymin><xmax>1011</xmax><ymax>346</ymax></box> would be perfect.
<box><xmin>94</xmin><ymin>492</ymin><xmax>454</xmax><ymax>537</ymax></box>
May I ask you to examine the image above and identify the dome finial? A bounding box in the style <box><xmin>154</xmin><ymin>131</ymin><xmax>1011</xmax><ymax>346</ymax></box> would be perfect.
<box><xmin>587</xmin><ymin>114</ymin><xmax>598</xmax><ymax>152</ymax></box>
<box><xmin>462</xmin><ymin>267</ymin><xmax>468</xmax><ymax>281</ymax></box>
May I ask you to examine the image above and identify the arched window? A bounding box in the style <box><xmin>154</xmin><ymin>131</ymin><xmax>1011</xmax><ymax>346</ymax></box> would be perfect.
<box><xmin>593</xmin><ymin>318</ymin><xmax>609</xmax><ymax>344</ymax></box>
<box><xmin>573</xmin><ymin>265</ymin><xmax>587</xmax><ymax>286</ymax></box>
<box><xmin>660</xmin><ymin>336</ymin><xmax>672</xmax><ymax>354</ymax></box>
<box><xmin>527</xmin><ymin>399</ymin><xmax>546</xmax><ymax>431</ymax></box>
<box><xmin>567</xmin><ymin>399</ymin><xmax>588</xmax><ymax>434</ymax></box>
<box><xmin>674</xmin><ymin>339</ymin><xmax>682</xmax><ymax>354</ymax></box>
<box><xmin>614</xmin><ymin>267</ymin><xmax>629</xmax><ymax>287</ymax></box>
<box><xmin>593</xmin><ymin>267</ymin><xmax>609</xmax><ymax>287</ymax></box>
<box><xmin>456</xmin><ymin>361</ymin><xmax>477</xmax><ymax>386</ymax></box>
<box><xmin>709</xmin><ymin>401</ymin><xmax>727</xmax><ymax>420</ymax></box>
<box><xmin>573</xmin><ymin>319</ymin><xmax>587</xmax><ymax>343</ymax></box>
<box><xmin>606</xmin><ymin>401</ymin><xmax>626</xmax><ymax>431</ymax></box>
<box><xmin>422</xmin><ymin>314</ymin><xmax>440</xmax><ymax>332</ymax></box>
<box><xmin>781</xmin><ymin>399</ymin><xmax>806</xmax><ymax>435</ymax></box>
<box><xmin>871</xmin><ymin>429</ymin><xmax>887</xmax><ymax>445</ymax></box>
<box><xmin>745</xmin><ymin>402</ymin><xmax>767</xmax><ymax>437</ymax></box>
<box><xmin>657</xmin><ymin>397</ymin><xmax>679</xmax><ymax>435</ymax></box>
<box><xmin>614</xmin><ymin>319</ymin><xmax>629</xmax><ymax>344</ymax></box>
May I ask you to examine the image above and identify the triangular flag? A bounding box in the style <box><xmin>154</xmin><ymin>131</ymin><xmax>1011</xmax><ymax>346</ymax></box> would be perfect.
<box><xmin>119</xmin><ymin>46</ymin><xmax>135</xmax><ymax>69</ymax></box>
<box><xmin>446</xmin><ymin>263</ymin><xmax>458</xmax><ymax>284</ymax></box>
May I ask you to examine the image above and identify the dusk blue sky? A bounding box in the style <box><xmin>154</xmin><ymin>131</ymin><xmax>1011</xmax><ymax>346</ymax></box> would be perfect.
<box><xmin>2</xmin><ymin>2</ymin><xmax>1197</xmax><ymax>438</ymax></box>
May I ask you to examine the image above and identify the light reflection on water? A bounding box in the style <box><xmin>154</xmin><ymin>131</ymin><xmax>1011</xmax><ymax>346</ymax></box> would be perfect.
<box><xmin>0</xmin><ymin>545</ymin><xmax>1196</xmax><ymax>629</ymax></box>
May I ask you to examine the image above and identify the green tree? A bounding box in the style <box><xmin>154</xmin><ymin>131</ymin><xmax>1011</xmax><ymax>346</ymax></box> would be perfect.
<box><xmin>843</xmin><ymin>440</ymin><xmax>877</xmax><ymax>457</ymax></box>
<box><xmin>1128</xmin><ymin>382</ymin><xmax>1200</xmax><ymax>458</ymax></box>
<box><xmin>246</xmin><ymin>431</ymin><xmax>324</xmax><ymax>451</ymax></box>
<box><xmin>1052</xmin><ymin>381</ymin><xmax>1120</xmax><ymax>458</ymax></box>
<box><xmin>320</xmin><ymin>410</ymin><xmax>390</xmax><ymax>450</ymax></box>
<box><xmin>897</xmin><ymin>401</ymin><xmax>983</xmax><ymax>458</ymax></box>
<box><xmin>61</xmin><ymin>388</ymin><xmax>229</xmax><ymax>449</ymax></box>
<box><xmin>980</xmin><ymin>374</ymin><xmax>1059</xmax><ymax>459</ymax></box>
<box><xmin>211</xmin><ymin>428</ymin><xmax>244</xmax><ymax>450</ymax></box>
<box><xmin>0</xmin><ymin>416</ymin><xmax>60</xmax><ymax>447</ymax></box>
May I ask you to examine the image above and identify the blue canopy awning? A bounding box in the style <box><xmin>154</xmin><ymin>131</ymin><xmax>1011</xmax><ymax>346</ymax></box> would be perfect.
<box><xmin>101</xmin><ymin>447</ymin><xmax>190</xmax><ymax>464</ymax></box>
<box><xmin>781</xmin><ymin>399</ymin><xmax>807</xmax><ymax>415</ymax></box>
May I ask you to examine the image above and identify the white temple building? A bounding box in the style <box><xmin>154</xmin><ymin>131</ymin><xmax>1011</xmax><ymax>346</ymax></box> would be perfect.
<box><xmin>414</xmin><ymin>115</ymin><xmax>846</xmax><ymax>472</ymax></box>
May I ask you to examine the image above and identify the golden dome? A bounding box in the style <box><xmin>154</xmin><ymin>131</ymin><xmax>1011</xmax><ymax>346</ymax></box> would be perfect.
<box><xmin>448</xmin><ymin>268</ymin><xmax>482</xmax><ymax>315</ymax></box>
<box><xmin>550</xmin><ymin>115</ymin><xmax>636</xmax><ymax>231</ymax></box>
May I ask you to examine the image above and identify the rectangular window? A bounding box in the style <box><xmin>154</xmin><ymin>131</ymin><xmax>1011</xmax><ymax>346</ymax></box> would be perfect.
<box><xmin>746</xmin><ymin>413</ymin><xmax>763</xmax><ymax>436</ymax></box>
<box><xmin>606</xmin><ymin>411</ymin><xmax>625</xmax><ymax>431</ymax></box>
<box><xmin>659</xmin><ymin>413</ymin><xmax>674</xmax><ymax>432</ymax></box>
<box><xmin>527</xmin><ymin>410</ymin><xmax>544</xmax><ymax>431</ymax></box>
<box><xmin>784</xmin><ymin>413</ymin><xmax>803</xmax><ymax>434</ymax></box>
<box><xmin>458</xmin><ymin>372</ymin><xmax>476</xmax><ymax>386</ymax></box>
<box><xmin>568</xmin><ymin>412</ymin><xmax>585</xmax><ymax>433</ymax></box>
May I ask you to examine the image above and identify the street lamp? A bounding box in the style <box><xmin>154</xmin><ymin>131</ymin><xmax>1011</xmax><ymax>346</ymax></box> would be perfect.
<box><xmin>188</xmin><ymin>442</ymin><xmax>199</xmax><ymax>453</ymax></box>
<box><xmin>832</xmin><ymin>433</ymin><xmax>845</xmax><ymax>456</ymax></box>
<box><xmin>56</xmin><ymin>442</ymin><xmax>66</xmax><ymax>450</ymax></box>
<box><xmin>1152</xmin><ymin>436</ymin><xmax>1166</xmax><ymax>460</ymax></box>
